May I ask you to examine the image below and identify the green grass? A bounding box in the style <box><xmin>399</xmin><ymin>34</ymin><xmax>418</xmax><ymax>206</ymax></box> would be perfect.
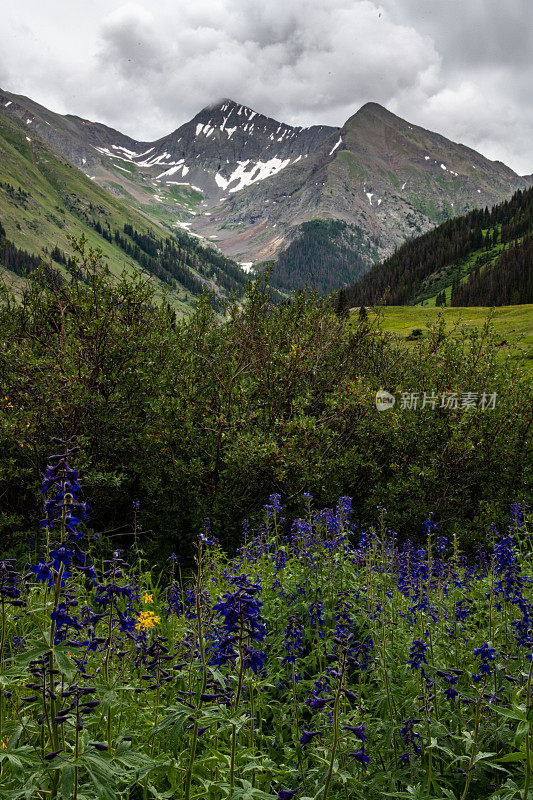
<box><xmin>167</xmin><ymin>184</ymin><xmax>204</xmax><ymax>208</ymax></box>
<box><xmin>335</xmin><ymin>150</ymin><xmax>368</xmax><ymax>181</ymax></box>
<box><xmin>367</xmin><ymin>304</ymin><xmax>533</xmax><ymax>376</ymax></box>
<box><xmin>0</xmin><ymin>111</ymin><xmax>198</xmax><ymax>311</ymax></box>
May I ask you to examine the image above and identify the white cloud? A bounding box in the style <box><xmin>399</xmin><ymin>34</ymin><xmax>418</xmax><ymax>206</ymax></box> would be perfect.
<box><xmin>0</xmin><ymin>0</ymin><xmax>531</xmax><ymax>173</ymax></box>
<box><xmin>86</xmin><ymin>1</ymin><xmax>441</xmax><ymax>134</ymax></box>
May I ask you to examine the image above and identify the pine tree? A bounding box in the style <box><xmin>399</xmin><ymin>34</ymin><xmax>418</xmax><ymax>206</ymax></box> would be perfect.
<box><xmin>335</xmin><ymin>287</ymin><xmax>349</xmax><ymax>317</ymax></box>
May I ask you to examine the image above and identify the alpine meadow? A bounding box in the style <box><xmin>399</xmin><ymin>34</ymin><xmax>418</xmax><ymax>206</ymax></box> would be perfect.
<box><xmin>0</xmin><ymin>2</ymin><xmax>532</xmax><ymax>799</ymax></box>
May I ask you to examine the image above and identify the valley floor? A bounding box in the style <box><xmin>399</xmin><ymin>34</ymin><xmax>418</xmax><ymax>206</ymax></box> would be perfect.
<box><xmin>369</xmin><ymin>304</ymin><xmax>533</xmax><ymax>376</ymax></box>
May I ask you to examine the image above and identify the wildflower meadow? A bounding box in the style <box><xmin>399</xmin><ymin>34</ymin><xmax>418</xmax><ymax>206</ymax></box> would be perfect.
<box><xmin>0</xmin><ymin>437</ymin><xmax>532</xmax><ymax>800</ymax></box>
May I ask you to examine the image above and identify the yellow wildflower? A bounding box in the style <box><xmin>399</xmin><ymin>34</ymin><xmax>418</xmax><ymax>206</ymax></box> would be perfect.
<box><xmin>135</xmin><ymin>610</ymin><xmax>160</xmax><ymax>631</ymax></box>
<box><xmin>1</xmin><ymin>735</ymin><xmax>10</xmax><ymax>750</ymax></box>
<box><xmin>143</xmin><ymin>593</ymin><xmax>154</xmax><ymax>604</ymax></box>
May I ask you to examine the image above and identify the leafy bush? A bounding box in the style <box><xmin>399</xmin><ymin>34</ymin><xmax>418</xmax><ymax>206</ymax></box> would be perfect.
<box><xmin>0</xmin><ymin>237</ymin><xmax>530</xmax><ymax>557</ymax></box>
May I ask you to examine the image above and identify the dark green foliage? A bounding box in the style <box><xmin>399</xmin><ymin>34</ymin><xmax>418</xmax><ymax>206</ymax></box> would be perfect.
<box><xmin>406</xmin><ymin>328</ymin><xmax>423</xmax><ymax>340</ymax></box>
<box><xmin>112</xmin><ymin>224</ymin><xmax>205</xmax><ymax>296</ymax></box>
<box><xmin>345</xmin><ymin>187</ymin><xmax>533</xmax><ymax>307</ymax></box>
<box><xmin>0</xmin><ymin>237</ymin><xmax>530</xmax><ymax>559</ymax></box>
<box><xmin>335</xmin><ymin>287</ymin><xmax>350</xmax><ymax>317</ymax></box>
<box><xmin>107</xmin><ymin>221</ymin><xmax>249</xmax><ymax>306</ymax></box>
<box><xmin>451</xmin><ymin>235</ymin><xmax>533</xmax><ymax>306</ymax></box>
<box><xmin>0</xmin><ymin>216</ymin><xmax>42</xmax><ymax>276</ymax></box>
<box><xmin>0</xmin><ymin>180</ymin><xmax>29</xmax><ymax>204</ymax></box>
<box><xmin>267</xmin><ymin>219</ymin><xmax>371</xmax><ymax>295</ymax></box>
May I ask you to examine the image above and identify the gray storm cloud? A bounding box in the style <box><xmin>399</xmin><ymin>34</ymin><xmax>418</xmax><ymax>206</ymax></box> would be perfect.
<box><xmin>0</xmin><ymin>0</ymin><xmax>531</xmax><ymax>173</ymax></box>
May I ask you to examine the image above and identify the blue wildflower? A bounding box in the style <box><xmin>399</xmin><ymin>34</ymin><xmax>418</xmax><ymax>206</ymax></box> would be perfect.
<box><xmin>308</xmin><ymin>597</ymin><xmax>324</xmax><ymax>638</ymax></box>
<box><xmin>0</xmin><ymin>560</ymin><xmax>23</xmax><ymax>607</ymax></box>
<box><xmin>343</xmin><ymin>725</ymin><xmax>366</xmax><ymax>741</ymax></box>
<box><xmin>408</xmin><ymin>638</ymin><xmax>428</xmax><ymax>670</ymax></box>
<box><xmin>473</xmin><ymin>643</ymin><xmax>497</xmax><ymax>681</ymax></box>
<box><xmin>50</xmin><ymin>546</ymin><xmax>75</xmax><ymax>572</ymax></box>
<box><xmin>300</xmin><ymin>729</ymin><xmax>320</xmax><ymax>745</ymax></box>
<box><xmin>277</xmin><ymin>789</ymin><xmax>300</xmax><ymax>800</ymax></box>
<box><xmin>283</xmin><ymin>615</ymin><xmax>304</xmax><ymax>664</ymax></box>
<box><xmin>349</xmin><ymin>747</ymin><xmax>371</xmax><ymax>764</ymax></box>
<box><xmin>210</xmin><ymin>574</ymin><xmax>266</xmax><ymax>670</ymax></box>
<box><xmin>50</xmin><ymin>602</ymin><xmax>78</xmax><ymax>640</ymax></box>
<box><xmin>30</xmin><ymin>559</ymin><xmax>54</xmax><ymax>586</ymax></box>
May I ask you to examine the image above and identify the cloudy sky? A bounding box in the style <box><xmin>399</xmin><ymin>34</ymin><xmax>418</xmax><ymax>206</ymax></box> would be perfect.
<box><xmin>1</xmin><ymin>0</ymin><xmax>531</xmax><ymax>173</ymax></box>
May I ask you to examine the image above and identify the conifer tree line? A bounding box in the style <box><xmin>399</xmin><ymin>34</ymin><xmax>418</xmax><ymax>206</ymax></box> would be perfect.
<box><xmin>268</xmin><ymin>219</ymin><xmax>372</xmax><ymax>295</ymax></box>
<box><xmin>451</xmin><ymin>234</ymin><xmax>533</xmax><ymax>306</ymax></box>
<box><xmin>90</xmin><ymin>219</ymin><xmax>248</xmax><ymax>302</ymax></box>
<box><xmin>0</xmin><ymin>210</ymin><xmax>250</xmax><ymax>310</ymax></box>
<box><xmin>344</xmin><ymin>187</ymin><xmax>533</xmax><ymax>307</ymax></box>
<box><xmin>0</xmin><ymin>217</ymin><xmax>41</xmax><ymax>276</ymax></box>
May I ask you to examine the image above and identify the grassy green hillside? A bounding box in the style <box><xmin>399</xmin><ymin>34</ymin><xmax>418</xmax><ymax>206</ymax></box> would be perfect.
<box><xmin>0</xmin><ymin>110</ymin><xmax>246</xmax><ymax>312</ymax></box>
<box><xmin>366</xmin><ymin>304</ymin><xmax>533</xmax><ymax>375</ymax></box>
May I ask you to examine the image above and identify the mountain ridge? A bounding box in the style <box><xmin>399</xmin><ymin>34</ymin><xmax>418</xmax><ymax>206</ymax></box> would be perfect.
<box><xmin>1</xmin><ymin>86</ymin><xmax>531</xmax><ymax>291</ymax></box>
<box><xmin>0</xmin><ymin>99</ymin><xmax>249</xmax><ymax>311</ymax></box>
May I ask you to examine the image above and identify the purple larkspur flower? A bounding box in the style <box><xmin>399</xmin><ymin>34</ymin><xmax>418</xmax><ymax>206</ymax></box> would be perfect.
<box><xmin>277</xmin><ymin>789</ymin><xmax>300</xmax><ymax>800</ymax></box>
<box><xmin>349</xmin><ymin>748</ymin><xmax>370</xmax><ymax>764</ymax></box>
<box><xmin>300</xmin><ymin>729</ymin><xmax>320</xmax><ymax>745</ymax></box>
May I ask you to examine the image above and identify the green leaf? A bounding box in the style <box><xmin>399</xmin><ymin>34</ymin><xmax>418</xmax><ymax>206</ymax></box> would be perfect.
<box><xmin>14</xmin><ymin>644</ymin><xmax>51</xmax><ymax>667</ymax></box>
<box><xmin>60</xmin><ymin>764</ymin><xmax>75</xmax><ymax>799</ymax></box>
<box><xmin>498</xmin><ymin>751</ymin><xmax>526</xmax><ymax>764</ymax></box>
<box><xmin>80</xmin><ymin>753</ymin><xmax>116</xmax><ymax>800</ymax></box>
<box><xmin>495</xmin><ymin>707</ymin><xmax>527</xmax><ymax>722</ymax></box>
<box><xmin>474</xmin><ymin>751</ymin><xmax>497</xmax><ymax>763</ymax></box>
<box><xmin>151</xmin><ymin>705</ymin><xmax>190</xmax><ymax>739</ymax></box>
<box><xmin>54</xmin><ymin>648</ymin><xmax>77</xmax><ymax>682</ymax></box>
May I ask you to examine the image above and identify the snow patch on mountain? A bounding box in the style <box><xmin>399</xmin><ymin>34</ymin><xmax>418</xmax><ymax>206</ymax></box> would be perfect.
<box><xmin>156</xmin><ymin>162</ymin><xmax>188</xmax><ymax>179</ymax></box>
<box><xmin>329</xmin><ymin>137</ymin><xmax>342</xmax><ymax>156</ymax></box>
<box><xmin>215</xmin><ymin>157</ymin><xmax>291</xmax><ymax>193</ymax></box>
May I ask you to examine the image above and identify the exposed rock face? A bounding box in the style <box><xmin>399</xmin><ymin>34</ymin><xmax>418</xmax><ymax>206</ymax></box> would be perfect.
<box><xmin>142</xmin><ymin>99</ymin><xmax>336</xmax><ymax>199</ymax></box>
<box><xmin>1</xmin><ymin>88</ymin><xmax>530</xmax><ymax>283</ymax></box>
<box><xmin>0</xmin><ymin>91</ymin><xmax>334</xmax><ymax>202</ymax></box>
<box><xmin>196</xmin><ymin>102</ymin><xmax>529</xmax><ymax>265</ymax></box>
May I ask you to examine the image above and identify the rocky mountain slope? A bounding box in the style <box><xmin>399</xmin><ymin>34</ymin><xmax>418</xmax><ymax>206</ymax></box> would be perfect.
<box><xmin>197</xmin><ymin>103</ymin><xmax>529</xmax><ymax>274</ymax></box>
<box><xmin>0</xmin><ymin>101</ymin><xmax>248</xmax><ymax>311</ymax></box>
<box><xmin>0</xmin><ymin>89</ymin><xmax>332</xmax><ymax>203</ymax></box>
<box><xmin>1</xmin><ymin>87</ymin><xmax>530</xmax><ymax>291</ymax></box>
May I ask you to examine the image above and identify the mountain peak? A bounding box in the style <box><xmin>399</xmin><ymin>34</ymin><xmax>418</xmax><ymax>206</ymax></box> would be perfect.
<box><xmin>357</xmin><ymin>101</ymin><xmax>388</xmax><ymax>114</ymax></box>
<box><xmin>352</xmin><ymin>101</ymin><xmax>400</xmax><ymax>124</ymax></box>
<box><xmin>342</xmin><ymin>102</ymin><xmax>408</xmax><ymax>135</ymax></box>
<box><xmin>195</xmin><ymin>98</ymin><xmax>261</xmax><ymax>122</ymax></box>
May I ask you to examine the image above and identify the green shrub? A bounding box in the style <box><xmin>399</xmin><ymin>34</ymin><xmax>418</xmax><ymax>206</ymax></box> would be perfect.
<box><xmin>0</xmin><ymin>237</ymin><xmax>530</xmax><ymax>557</ymax></box>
